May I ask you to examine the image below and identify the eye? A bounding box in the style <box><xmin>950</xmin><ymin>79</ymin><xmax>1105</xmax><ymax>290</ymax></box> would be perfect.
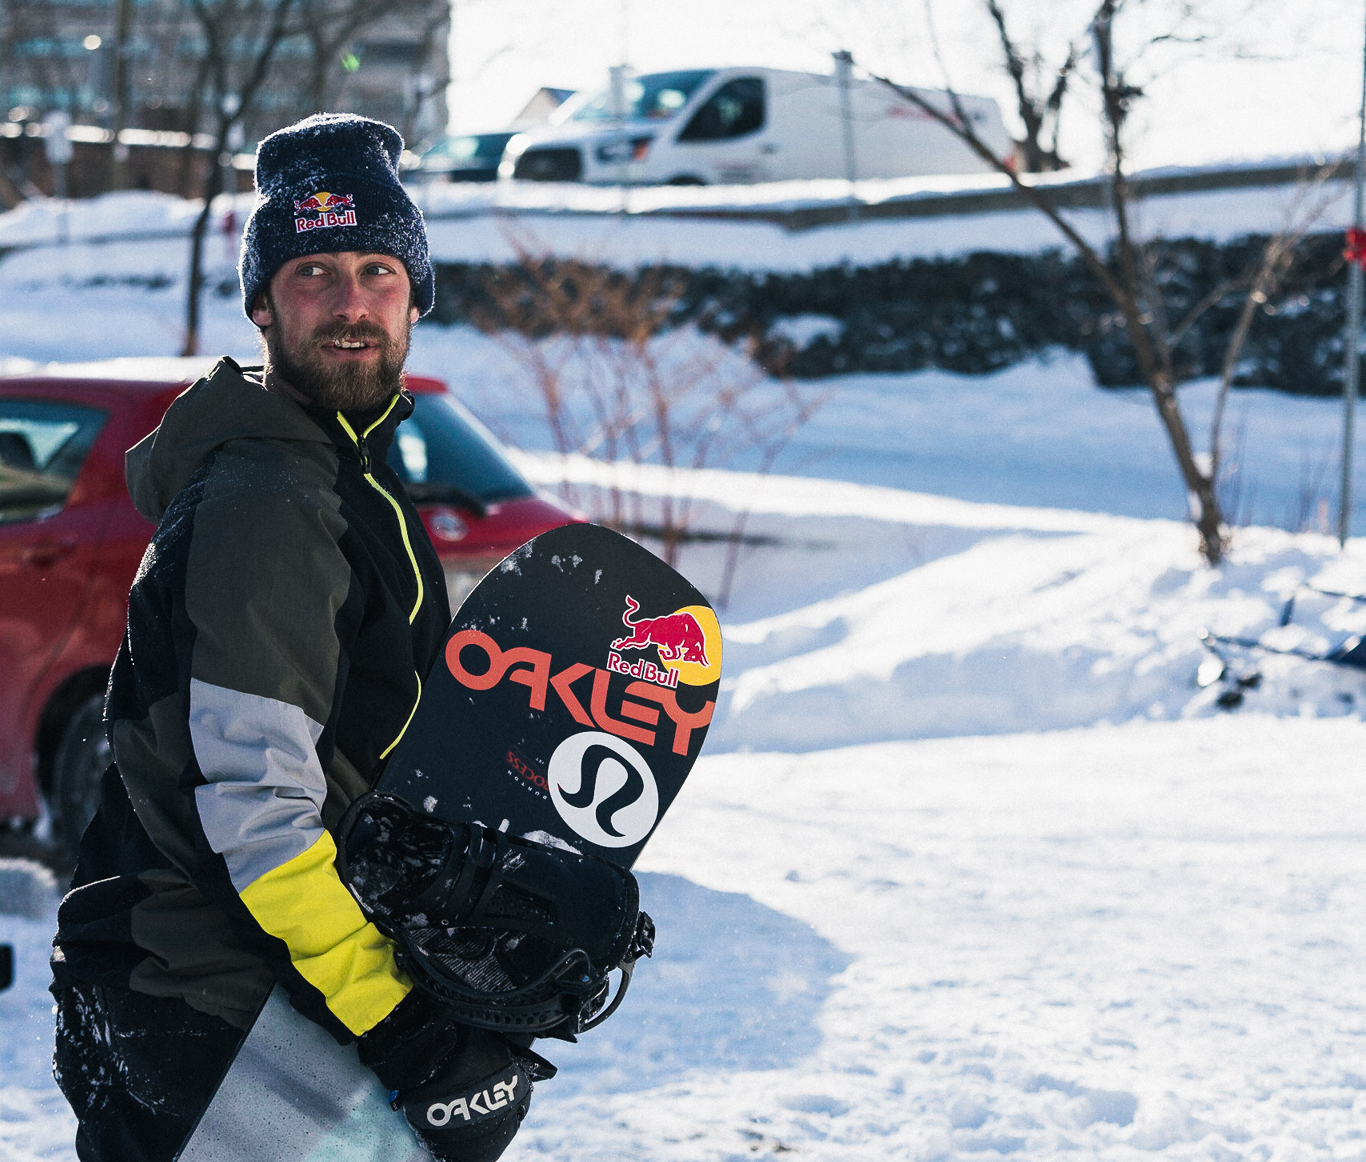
<box><xmin>295</xmin><ymin>262</ymin><xmax>328</xmax><ymax>277</ymax></box>
<box><xmin>364</xmin><ymin>261</ymin><xmax>396</xmax><ymax>276</ymax></box>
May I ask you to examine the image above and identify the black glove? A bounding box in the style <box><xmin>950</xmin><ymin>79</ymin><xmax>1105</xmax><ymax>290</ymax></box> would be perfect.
<box><xmin>359</xmin><ymin>989</ymin><xmax>546</xmax><ymax>1162</ymax></box>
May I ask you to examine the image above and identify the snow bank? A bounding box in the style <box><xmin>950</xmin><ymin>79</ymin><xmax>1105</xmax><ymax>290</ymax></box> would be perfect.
<box><xmin>508</xmin><ymin>454</ymin><xmax>1366</xmax><ymax>751</ymax></box>
<box><xmin>0</xmin><ymin>167</ymin><xmax>1350</xmax><ymax>274</ymax></box>
<box><xmin>0</xmin><ymin>861</ymin><xmax>58</xmax><ymax>920</ymax></box>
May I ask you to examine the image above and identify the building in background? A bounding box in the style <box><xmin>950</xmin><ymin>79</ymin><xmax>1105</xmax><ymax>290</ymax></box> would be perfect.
<box><xmin>0</xmin><ymin>0</ymin><xmax>449</xmax><ymax>202</ymax></box>
<box><xmin>509</xmin><ymin>86</ymin><xmax>574</xmax><ymax>130</ymax></box>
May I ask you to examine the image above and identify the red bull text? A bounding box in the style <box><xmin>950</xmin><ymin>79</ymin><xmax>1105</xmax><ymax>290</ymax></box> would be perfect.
<box><xmin>605</xmin><ymin>651</ymin><xmax>679</xmax><ymax>688</ymax></box>
<box><xmin>292</xmin><ymin>190</ymin><xmax>357</xmax><ymax>234</ymax></box>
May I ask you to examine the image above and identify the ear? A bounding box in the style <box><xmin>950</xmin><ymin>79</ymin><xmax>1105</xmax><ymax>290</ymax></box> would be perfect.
<box><xmin>251</xmin><ymin>292</ymin><xmax>274</xmax><ymax>329</ymax></box>
<box><xmin>408</xmin><ymin>304</ymin><xmax>420</xmax><ymax>325</ymax></box>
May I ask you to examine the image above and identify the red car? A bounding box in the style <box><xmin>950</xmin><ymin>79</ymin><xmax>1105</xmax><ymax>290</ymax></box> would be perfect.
<box><xmin>0</xmin><ymin>370</ymin><xmax>575</xmax><ymax>854</ymax></box>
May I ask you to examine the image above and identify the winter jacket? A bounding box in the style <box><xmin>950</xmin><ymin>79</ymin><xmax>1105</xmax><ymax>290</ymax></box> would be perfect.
<box><xmin>51</xmin><ymin>357</ymin><xmax>451</xmax><ymax>1043</ymax></box>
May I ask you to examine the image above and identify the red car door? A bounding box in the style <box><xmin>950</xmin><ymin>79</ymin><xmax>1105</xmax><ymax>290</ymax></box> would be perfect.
<box><xmin>0</xmin><ymin>397</ymin><xmax>112</xmax><ymax>812</ymax></box>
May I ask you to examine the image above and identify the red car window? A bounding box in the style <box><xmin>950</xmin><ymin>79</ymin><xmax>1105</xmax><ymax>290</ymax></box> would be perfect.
<box><xmin>1</xmin><ymin>400</ymin><xmax>108</xmax><ymax>524</ymax></box>
<box><xmin>385</xmin><ymin>393</ymin><xmax>534</xmax><ymax>506</ymax></box>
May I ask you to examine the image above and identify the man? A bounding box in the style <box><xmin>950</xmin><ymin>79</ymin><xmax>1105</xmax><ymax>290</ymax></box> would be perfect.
<box><xmin>50</xmin><ymin>114</ymin><xmax>535</xmax><ymax>1162</ymax></box>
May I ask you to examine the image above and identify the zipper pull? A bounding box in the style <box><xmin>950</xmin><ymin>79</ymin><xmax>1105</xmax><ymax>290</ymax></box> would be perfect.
<box><xmin>356</xmin><ymin>434</ymin><xmax>372</xmax><ymax>473</ymax></box>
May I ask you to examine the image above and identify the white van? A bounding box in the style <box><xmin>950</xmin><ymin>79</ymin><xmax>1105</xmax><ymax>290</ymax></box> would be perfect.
<box><xmin>500</xmin><ymin>66</ymin><xmax>1012</xmax><ymax>186</ymax></box>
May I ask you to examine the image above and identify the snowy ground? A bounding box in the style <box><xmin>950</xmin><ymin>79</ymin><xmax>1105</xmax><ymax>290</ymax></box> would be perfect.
<box><xmin>4</xmin><ymin>190</ymin><xmax>1366</xmax><ymax>1160</ymax></box>
<box><xmin>5</xmin><ymin>460</ymin><xmax>1366</xmax><ymax>1162</ymax></box>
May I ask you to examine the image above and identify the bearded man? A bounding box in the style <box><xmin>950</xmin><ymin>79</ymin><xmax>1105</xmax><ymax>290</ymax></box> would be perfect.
<box><xmin>50</xmin><ymin>114</ymin><xmax>538</xmax><ymax>1162</ymax></box>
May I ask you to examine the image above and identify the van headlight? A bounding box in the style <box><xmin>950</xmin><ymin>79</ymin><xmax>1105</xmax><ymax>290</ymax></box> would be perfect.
<box><xmin>499</xmin><ymin>133</ymin><xmax>530</xmax><ymax>179</ymax></box>
<box><xmin>595</xmin><ymin>136</ymin><xmax>653</xmax><ymax>163</ymax></box>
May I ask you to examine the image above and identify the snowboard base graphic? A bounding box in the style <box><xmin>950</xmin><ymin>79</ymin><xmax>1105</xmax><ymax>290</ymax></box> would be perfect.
<box><xmin>178</xmin><ymin>985</ymin><xmax>427</xmax><ymax>1162</ymax></box>
<box><xmin>379</xmin><ymin>522</ymin><xmax>723</xmax><ymax>870</ymax></box>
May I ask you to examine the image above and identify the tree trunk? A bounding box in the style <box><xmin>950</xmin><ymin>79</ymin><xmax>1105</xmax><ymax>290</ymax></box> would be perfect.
<box><xmin>181</xmin><ymin>149</ymin><xmax>224</xmax><ymax>357</ymax></box>
<box><xmin>1147</xmin><ymin>370</ymin><xmax>1225</xmax><ymax>564</ymax></box>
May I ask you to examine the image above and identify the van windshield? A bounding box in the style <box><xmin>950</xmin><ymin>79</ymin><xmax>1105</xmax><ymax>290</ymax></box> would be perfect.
<box><xmin>570</xmin><ymin>70</ymin><xmax>715</xmax><ymax>123</ymax></box>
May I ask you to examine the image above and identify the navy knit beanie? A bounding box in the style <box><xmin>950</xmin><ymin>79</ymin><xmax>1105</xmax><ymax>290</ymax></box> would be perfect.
<box><xmin>239</xmin><ymin>113</ymin><xmax>434</xmax><ymax>319</ymax></box>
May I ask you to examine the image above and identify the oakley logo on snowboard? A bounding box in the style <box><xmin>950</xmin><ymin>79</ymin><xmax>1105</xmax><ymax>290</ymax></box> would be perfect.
<box><xmin>548</xmin><ymin>731</ymin><xmax>659</xmax><ymax>847</ymax></box>
<box><xmin>445</xmin><ymin>629</ymin><xmax>715</xmax><ymax>756</ymax></box>
<box><xmin>292</xmin><ymin>190</ymin><xmax>357</xmax><ymax>233</ymax></box>
<box><xmin>425</xmin><ymin>1072</ymin><xmax>521</xmax><ymax>1127</ymax></box>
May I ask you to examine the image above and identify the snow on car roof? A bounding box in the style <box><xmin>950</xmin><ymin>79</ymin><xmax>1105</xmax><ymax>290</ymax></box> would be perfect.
<box><xmin>0</xmin><ymin>355</ymin><xmax>216</xmax><ymax>382</ymax></box>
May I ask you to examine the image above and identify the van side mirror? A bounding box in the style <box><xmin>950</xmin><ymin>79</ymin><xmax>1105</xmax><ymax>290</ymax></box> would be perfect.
<box><xmin>0</xmin><ymin>944</ymin><xmax>12</xmax><ymax>992</ymax></box>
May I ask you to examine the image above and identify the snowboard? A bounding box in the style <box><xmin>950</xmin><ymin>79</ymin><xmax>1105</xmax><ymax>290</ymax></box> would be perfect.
<box><xmin>177</xmin><ymin>522</ymin><xmax>722</xmax><ymax>1161</ymax></box>
<box><xmin>379</xmin><ymin>520</ymin><xmax>722</xmax><ymax>868</ymax></box>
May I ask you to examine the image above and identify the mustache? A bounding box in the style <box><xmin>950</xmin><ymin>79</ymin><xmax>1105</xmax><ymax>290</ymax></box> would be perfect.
<box><xmin>312</xmin><ymin>321</ymin><xmax>393</xmax><ymax>347</ymax></box>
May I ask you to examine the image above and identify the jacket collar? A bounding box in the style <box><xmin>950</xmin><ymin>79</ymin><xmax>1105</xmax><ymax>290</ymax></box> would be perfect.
<box><xmin>126</xmin><ymin>357</ymin><xmax>412</xmax><ymax>521</ymax></box>
<box><xmin>309</xmin><ymin>388</ymin><xmax>414</xmax><ymax>469</ymax></box>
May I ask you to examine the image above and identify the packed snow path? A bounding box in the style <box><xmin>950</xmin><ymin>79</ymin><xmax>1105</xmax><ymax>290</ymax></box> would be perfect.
<box><xmin>533</xmin><ymin>716</ymin><xmax>1366</xmax><ymax>1161</ymax></box>
<box><xmin>5</xmin><ymin>717</ymin><xmax>1363</xmax><ymax>1161</ymax></box>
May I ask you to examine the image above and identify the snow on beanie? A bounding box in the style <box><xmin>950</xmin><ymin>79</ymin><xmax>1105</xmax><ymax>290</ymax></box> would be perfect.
<box><xmin>239</xmin><ymin>113</ymin><xmax>434</xmax><ymax>319</ymax></box>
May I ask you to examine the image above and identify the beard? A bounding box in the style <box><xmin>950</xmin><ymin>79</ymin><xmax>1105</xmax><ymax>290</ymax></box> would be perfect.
<box><xmin>262</xmin><ymin>315</ymin><xmax>411</xmax><ymax>411</ymax></box>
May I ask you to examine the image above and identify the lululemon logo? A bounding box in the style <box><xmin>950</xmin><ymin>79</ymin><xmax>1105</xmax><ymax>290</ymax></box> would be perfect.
<box><xmin>547</xmin><ymin>731</ymin><xmax>659</xmax><ymax>848</ymax></box>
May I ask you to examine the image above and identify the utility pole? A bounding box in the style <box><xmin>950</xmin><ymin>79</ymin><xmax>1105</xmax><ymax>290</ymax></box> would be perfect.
<box><xmin>1340</xmin><ymin>4</ymin><xmax>1366</xmax><ymax>547</ymax></box>
<box><xmin>109</xmin><ymin>0</ymin><xmax>133</xmax><ymax>190</ymax></box>
<box><xmin>613</xmin><ymin>0</ymin><xmax>630</xmax><ymax>213</ymax></box>
<box><xmin>43</xmin><ymin>110</ymin><xmax>72</xmax><ymax>244</ymax></box>
<box><xmin>609</xmin><ymin>64</ymin><xmax>632</xmax><ymax>213</ymax></box>
<box><xmin>833</xmin><ymin>50</ymin><xmax>859</xmax><ymax>223</ymax></box>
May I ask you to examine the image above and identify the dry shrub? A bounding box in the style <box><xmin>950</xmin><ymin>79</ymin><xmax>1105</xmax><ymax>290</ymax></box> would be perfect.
<box><xmin>469</xmin><ymin>237</ymin><xmax>826</xmax><ymax>595</ymax></box>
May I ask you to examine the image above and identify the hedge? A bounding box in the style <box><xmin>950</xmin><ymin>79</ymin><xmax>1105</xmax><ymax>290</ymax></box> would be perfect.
<box><xmin>430</xmin><ymin>232</ymin><xmax>1350</xmax><ymax>395</ymax></box>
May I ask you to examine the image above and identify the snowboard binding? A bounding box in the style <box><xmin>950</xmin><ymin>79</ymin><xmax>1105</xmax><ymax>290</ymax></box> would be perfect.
<box><xmin>338</xmin><ymin>791</ymin><xmax>654</xmax><ymax>1041</ymax></box>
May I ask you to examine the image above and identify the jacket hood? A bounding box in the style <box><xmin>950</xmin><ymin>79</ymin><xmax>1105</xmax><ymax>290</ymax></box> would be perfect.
<box><xmin>126</xmin><ymin>357</ymin><xmax>416</xmax><ymax>523</ymax></box>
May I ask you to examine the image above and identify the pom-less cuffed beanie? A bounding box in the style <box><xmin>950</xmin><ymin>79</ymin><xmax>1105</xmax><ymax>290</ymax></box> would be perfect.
<box><xmin>239</xmin><ymin>113</ymin><xmax>434</xmax><ymax>319</ymax></box>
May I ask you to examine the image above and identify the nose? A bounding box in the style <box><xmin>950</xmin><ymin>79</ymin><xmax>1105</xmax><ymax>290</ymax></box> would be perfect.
<box><xmin>330</xmin><ymin>269</ymin><xmax>369</xmax><ymax>323</ymax></box>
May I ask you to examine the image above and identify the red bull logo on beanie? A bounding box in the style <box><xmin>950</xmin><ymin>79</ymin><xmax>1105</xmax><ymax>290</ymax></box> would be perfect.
<box><xmin>292</xmin><ymin>190</ymin><xmax>357</xmax><ymax>233</ymax></box>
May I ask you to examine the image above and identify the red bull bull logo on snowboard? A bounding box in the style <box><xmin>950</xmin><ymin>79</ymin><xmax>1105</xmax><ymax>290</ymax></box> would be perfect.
<box><xmin>292</xmin><ymin>190</ymin><xmax>357</xmax><ymax>233</ymax></box>
<box><xmin>609</xmin><ymin>596</ymin><xmax>721</xmax><ymax>689</ymax></box>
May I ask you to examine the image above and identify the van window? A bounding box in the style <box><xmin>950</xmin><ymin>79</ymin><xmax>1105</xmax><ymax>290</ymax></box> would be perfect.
<box><xmin>571</xmin><ymin>70</ymin><xmax>715</xmax><ymax>122</ymax></box>
<box><xmin>678</xmin><ymin>77</ymin><xmax>765</xmax><ymax>141</ymax></box>
<box><xmin>385</xmin><ymin>393</ymin><xmax>533</xmax><ymax>505</ymax></box>
<box><xmin>0</xmin><ymin>399</ymin><xmax>106</xmax><ymax>523</ymax></box>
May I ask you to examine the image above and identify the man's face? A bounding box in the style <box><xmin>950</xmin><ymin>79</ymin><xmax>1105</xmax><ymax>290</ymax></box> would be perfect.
<box><xmin>252</xmin><ymin>251</ymin><xmax>421</xmax><ymax>411</ymax></box>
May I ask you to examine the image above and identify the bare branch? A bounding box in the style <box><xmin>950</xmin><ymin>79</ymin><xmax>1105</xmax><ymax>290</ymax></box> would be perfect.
<box><xmin>867</xmin><ymin>70</ymin><xmax>1130</xmax><ymax>311</ymax></box>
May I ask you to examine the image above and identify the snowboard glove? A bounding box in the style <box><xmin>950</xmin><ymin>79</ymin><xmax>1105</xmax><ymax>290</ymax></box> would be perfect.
<box><xmin>358</xmin><ymin>991</ymin><xmax>547</xmax><ymax>1162</ymax></box>
<box><xmin>338</xmin><ymin>791</ymin><xmax>654</xmax><ymax>1041</ymax></box>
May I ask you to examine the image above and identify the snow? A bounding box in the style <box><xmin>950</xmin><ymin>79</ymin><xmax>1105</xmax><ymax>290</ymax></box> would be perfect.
<box><xmin>0</xmin><ymin>164</ymin><xmax>1351</xmax><ymax>274</ymax></box>
<box><xmin>7</xmin><ymin>457</ymin><xmax>1366</xmax><ymax>1160</ymax></box>
<box><xmin>6</xmin><ymin>187</ymin><xmax>1366</xmax><ymax>1161</ymax></box>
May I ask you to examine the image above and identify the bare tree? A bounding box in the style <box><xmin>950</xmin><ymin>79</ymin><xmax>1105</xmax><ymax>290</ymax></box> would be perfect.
<box><xmin>296</xmin><ymin>0</ymin><xmax>434</xmax><ymax>114</ymax></box>
<box><xmin>868</xmin><ymin>0</ymin><xmax>1328</xmax><ymax>565</ymax></box>
<box><xmin>181</xmin><ymin>0</ymin><xmax>299</xmax><ymax>357</ymax></box>
<box><xmin>985</xmin><ymin>0</ymin><xmax>1080</xmax><ymax>172</ymax></box>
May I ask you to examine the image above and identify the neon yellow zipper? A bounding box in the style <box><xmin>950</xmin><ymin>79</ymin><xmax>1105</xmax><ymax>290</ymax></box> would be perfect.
<box><xmin>336</xmin><ymin>400</ymin><xmax>424</xmax><ymax>625</ymax></box>
<box><xmin>337</xmin><ymin>400</ymin><xmax>426</xmax><ymax>761</ymax></box>
<box><xmin>380</xmin><ymin>670</ymin><xmax>422</xmax><ymax>760</ymax></box>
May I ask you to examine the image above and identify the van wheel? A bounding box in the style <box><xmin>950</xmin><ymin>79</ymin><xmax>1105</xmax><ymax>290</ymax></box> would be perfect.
<box><xmin>53</xmin><ymin>694</ymin><xmax>110</xmax><ymax>857</ymax></box>
<box><xmin>666</xmin><ymin>175</ymin><xmax>705</xmax><ymax>186</ymax></box>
